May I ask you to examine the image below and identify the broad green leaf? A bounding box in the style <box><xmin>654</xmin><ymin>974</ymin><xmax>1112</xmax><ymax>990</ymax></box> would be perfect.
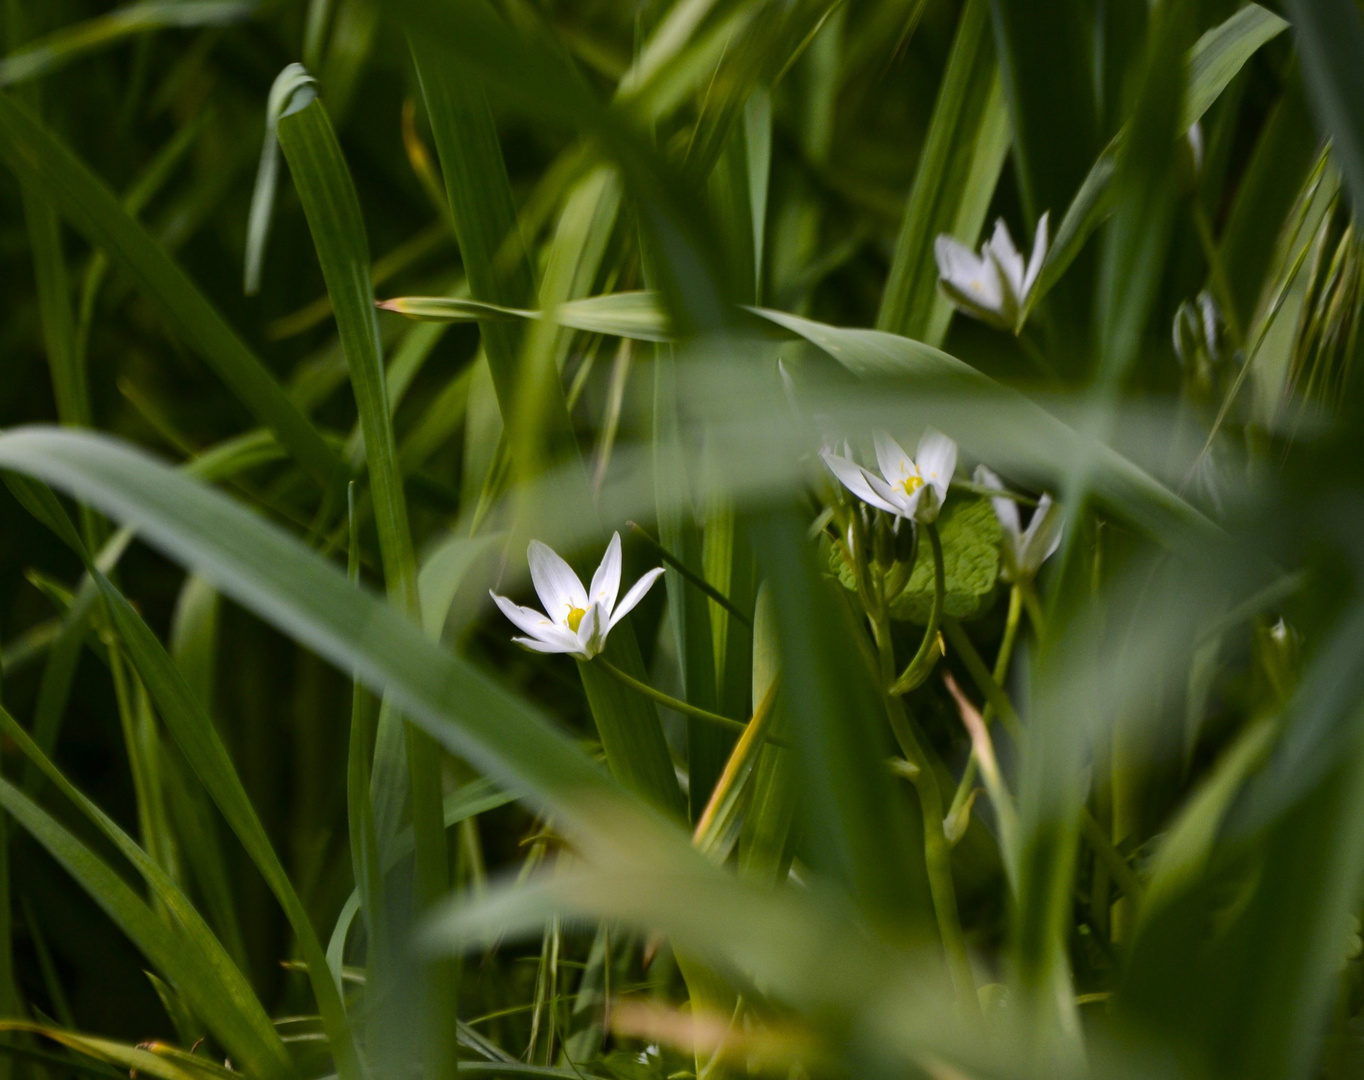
<box><xmin>0</xmin><ymin>91</ymin><xmax>344</xmax><ymax>490</ymax></box>
<box><xmin>890</xmin><ymin>497</ymin><xmax>1001</xmax><ymax>623</ymax></box>
<box><xmin>754</xmin><ymin>307</ymin><xmax>1217</xmax><ymax>548</ymax></box>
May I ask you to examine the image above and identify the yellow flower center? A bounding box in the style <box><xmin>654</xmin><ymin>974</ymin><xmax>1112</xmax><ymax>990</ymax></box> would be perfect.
<box><xmin>566</xmin><ymin>606</ymin><xmax>587</xmax><ymax>632</ymax></box>
<box><xmin>901</xmin><ymin>474</ymin><xmax>923</xmax><ymax>497</ymax></box>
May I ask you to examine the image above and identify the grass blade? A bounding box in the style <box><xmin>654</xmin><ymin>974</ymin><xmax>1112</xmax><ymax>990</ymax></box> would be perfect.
<box><xmin>0</xmin><ymin>91</ymin><xmax>345</xmax><ymax>490</ymax></box>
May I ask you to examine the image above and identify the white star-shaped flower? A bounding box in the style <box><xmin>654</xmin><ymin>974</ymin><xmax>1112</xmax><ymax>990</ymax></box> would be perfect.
<box><xmin>934</xmin><ymin>213</ymin><xmax>1049</xmax><ymax>331</ymax></box>
<box><xmin>974</xmin><ymin>466</ymin><xmax>1062</xmax><ymax>582</ymax></box>
<box><xmin>822</xmin><ymin>430</ymin><xmax>957</xmax><ymax>524</ymax></box>
<box><xmin>490</xmin><ymin>533</ymin><xmax>664</xmax><ymax>660</ymax></box>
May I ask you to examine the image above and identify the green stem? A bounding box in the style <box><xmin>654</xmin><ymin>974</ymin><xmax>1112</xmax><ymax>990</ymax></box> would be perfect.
<box><xmin>946</xmin><ymin>585</ymin><xmax>1023</xmax><ymax>827</ymax></box>
<box><xmin>1020</xmin><ymin>578</ymin><xmax>1046</xmax><ymax>639</ymax></box>
<box><xmin>1079</xmin><ymin>806</ymin><xmax>1145</xmax><ymax>905</ymax></box>
<box><xmin>594</xmin><ymin>659</ymin><xmax>752</xmax><ymax>737</ymax></box>
<box><xmin>867</xmin><ymin>578</ymin><xmax>976</xmax><ymax>1017</ymax></box>
<box><xmin>890</xmin><ymin>523</ymin><xmax>945</xmax><ymax>695</ymax></box>
<box><xmin>947</xmin><ymin>613</ymin><xmax>1145</xmax><ymax>907</ymax></box>
<box><xmin>626</xmin><ymin>521</ymin><xmax>752</xmax><ymax>628</ymax></box>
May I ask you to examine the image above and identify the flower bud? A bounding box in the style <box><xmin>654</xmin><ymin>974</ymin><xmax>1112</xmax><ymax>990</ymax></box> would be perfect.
<box><xmin>874</xmin><ymin>512</ymin><xmax>895</xmax><ymax>570</ymax></box>
<box><xmin>895</xmin><ymin>519</ymin><xmax>919</xmax><ymax>566</ymax></box>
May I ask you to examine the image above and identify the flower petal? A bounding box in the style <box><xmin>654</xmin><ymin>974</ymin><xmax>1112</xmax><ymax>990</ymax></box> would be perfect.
<box><xmin>821</xmin><ymin>450</ymin><xmax>901</xmax><ymax>515</ymax></box>
<box><xmin>915</xmin><ymin>429</ymin><xmax>957</xmax><ymax>508</ymax></box>
<box><xmin>528</xmin><ymin>540</ymin><xmax>587</xmax><ymax>620</ymax></box>
<box><xmin>490</xmin><ymin>590</ymin><xmax>561</xmax><ymax>640</ymax></box>
<box><xmin>609</xmin><ymin>567</ymin><xmax>666</xmax><ymax>630</ymax></box>
<box><xmin>512</xmin><ymin>634</ymin><xmax>580</xmax><ymax>655</ymax></box>
<box><xmin>576</xmin><ymin>601</ymin><xmax>606</xmax><ymax>659</ymax></box>
<box><xmin>1023</xmin><ymin>210</ymin><xmax>1049</xmax><ymax>297</ymax></box>
<box><xmin>1020</xmin><ymin>493</ymin><xmax>1064</xmax><ymax>576</ymax></box>
<box><xmin>973</xmin><ymin>465</ymin><xmax>1021</xmax><ymax>540</ymax></box>
<box><xmin>935</xmin><ymin>235</ymin><xmax>1006</xmax><ymax>320</ymax></box>
<box><xmin>873</xmin><ymin>432</ymin><xmax>916</xmax><ymax>487</ymax></box>
<box><xmin>986</xmin><ymin>218</ymin><xmax>1026</xmax><ymax>299</ymax></box>
<box><xmin>866</xmin><ymin>471</ymin><xmax>918</xmax><ymax>518</ymax></box>
<box><xmin>589</xmin><ymin>532</ymin><xmax>623</xmax><ymax>615</ymax></box>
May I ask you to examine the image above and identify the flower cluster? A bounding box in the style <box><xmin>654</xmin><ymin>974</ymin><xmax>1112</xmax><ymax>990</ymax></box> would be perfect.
<box><xmin>492</xmin><ymin>435</ymin><xmax>1059</xmax><ymax>658</ymax></box>
<box><xmin>823</xmin><ymin>429</ymin><xmax>1060</xmax><ymax>582</ymax></box>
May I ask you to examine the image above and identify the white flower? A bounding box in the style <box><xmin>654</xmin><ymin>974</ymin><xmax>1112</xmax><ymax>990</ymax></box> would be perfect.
<box><xmin>934</xmin><ymin>213</ymin><xmax>1049</xmax><ymax>331</ymax></box>
<box><xmin>822</xmin><ymin>430</ymin><xmax>957</xmax><ymax>524</ymax></box>
<box><xmin>974</xmin><ymin>466</ymin><xmax>1062</xmax><ymax>582</ymax></box>
<box><xmin>490</xmin><ymin>533</ymin><xmax>664</xmax><ymax>660</ymax></box>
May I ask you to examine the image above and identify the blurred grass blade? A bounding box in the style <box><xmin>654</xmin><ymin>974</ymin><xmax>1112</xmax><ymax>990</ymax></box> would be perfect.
<box><xmin>655</xmin><ymin>351</ymin><xmax>724</xmax><ymax>821</ymax></box>
<box><xmin>1183</xmin><ymin>5</ymin><xmax>1287</xmax><ymax>129</ymax></box>
<box><xmin>244</xmin><ymin>64</ymin><xmax>316</xmax><ymax>296</ymax></box>
<box><xmin>1093</xmin><ymin>0</ymin><xmax>1188</xmax><ymax>389</ymax></box>
<box><xmin>0</xmin><ymin>91</ymin><xmax>345</xmax><ymax>490</ymax></box>
<box><xmin>0</xmin><ymin>764</ymin><xmax>294</xmax><ymax>1080</ymax></box>
<box><xmin>737</xmin><ymin>586</ymin><xmax>795</xmax><ymax>883</ymax></box>
<box><xmin>407</xmin><ymin>35</ymin><xmax>541</xmax><ymax>436</ymax></box>
<box><xmin>1282</xmin><ymin>0</ymin><xmax>1364</xmax><ymax>215</ymax></box>
<box><xmin>395</xmin><ymin>0</ymin><xmax>730</xmax><ymax>334</ymax></box>
<box><xmin>1032</xmin><ymin>4</ymin><xmax>1287</xmax><ymax>316</ymax></box>
<box><xmin>878</xmin><ymin>0</ymin><xmax>1009</xmax><ymax>345</ymax></box>
<box><xmin>988</xmin><ymin>0</ymin><xmax>1100</xmax><ymax>350</ymax></box>
<box><xmin>755</xmin><ymin>307</ymin><xmax>1215</xmax><ymax>546</ymax></box>
<box><xmin>0</xmin><ymin>2</ymin><xmax>254</xmax><ymax>88</ymax></box>
<box><xmin>1139</xmin><ymin>717</ymin><xmax>1277</xmax><ymax>920</ymax></box>
<box><xmin>748</xmin><ymin>509</ymin><xmax>934</xmax><ymax>936</ymax></box>
<box><xmin>0</xmin><ymin>1025</ymin><xmax>233</xmax><ymax>1080</ymax></box>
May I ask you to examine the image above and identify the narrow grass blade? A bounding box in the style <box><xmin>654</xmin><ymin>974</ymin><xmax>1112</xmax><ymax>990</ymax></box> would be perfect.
<box><xmin>0</xmin><ymin>2</ymin><xmax>254</xmax><ymax>88</ymax></box>
<box><xmin>0</xmin><ymin>756</ymin><xmax>294</xmax><ymax>1080</ymax></box>
<box><xmin>0</xmin><ymin>1025</ymin><xmax>231</xmax><ymax>1080</ymax></box>
<box><xmin>878</xmin><ymin>0</ymin><xmax>1008</xmax><ymax>344</ymax></box>
<box><xmin>0</xmin><ymin>91</ymin><xmax>345</xmax><ymax>490</ymax></box>
<box><xmin>1282</xmin><ymin>0</ymin><xmax>1364</xmax><ymax>215</ymax></box>
<box><xmin>1031</xmin><ymin>4</ymin><xmax>1288</xmax><ymax>319</ymax></box>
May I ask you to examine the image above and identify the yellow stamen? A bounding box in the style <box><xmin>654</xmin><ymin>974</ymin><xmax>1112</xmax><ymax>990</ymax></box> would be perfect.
<box><xmin>901</xmin><ymin>474</ymin><xmax>923</xmax><ymax>496</ymax></box>
<box><xmin>566</xmin><ymin>606</ymin><xmax>587</xmax><ymax>632</ymax></box>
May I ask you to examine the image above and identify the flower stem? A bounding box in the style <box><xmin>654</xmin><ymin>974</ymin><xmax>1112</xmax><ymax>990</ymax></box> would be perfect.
<box><xmin>594</xmin><ymin>658</ymin><xmax>753</xmax><ymax>738</ymax></box>
<box><xmin>890</xmin><ymin>522</ymin><xmax>945</xmax><ymax>695</ymax></box>
<box><xmin>945</xmin><ymin>585</ymin><xmax>1023</xmax><ymax>830</ymax></box>
<box><xmin>945</xmin><ymin>614</ymin><xmax>1145</xmax><ymax>906</ymax></box>
<box><xmin>626</xmin><ymin>521</ymin><xmax>752</xmax><ymax>628</ymax></box>
<box><xmin>865</xmin><ymin>565</ymin><xmax>976</xmax><ymax>1017</ymax></box>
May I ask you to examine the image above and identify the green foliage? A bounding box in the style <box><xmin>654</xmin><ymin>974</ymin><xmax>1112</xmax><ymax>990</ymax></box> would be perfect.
<box><xmin>0</xmin><ymin>2</ymin><xmax>1362</xmax><ymax>1080</ymax></box>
